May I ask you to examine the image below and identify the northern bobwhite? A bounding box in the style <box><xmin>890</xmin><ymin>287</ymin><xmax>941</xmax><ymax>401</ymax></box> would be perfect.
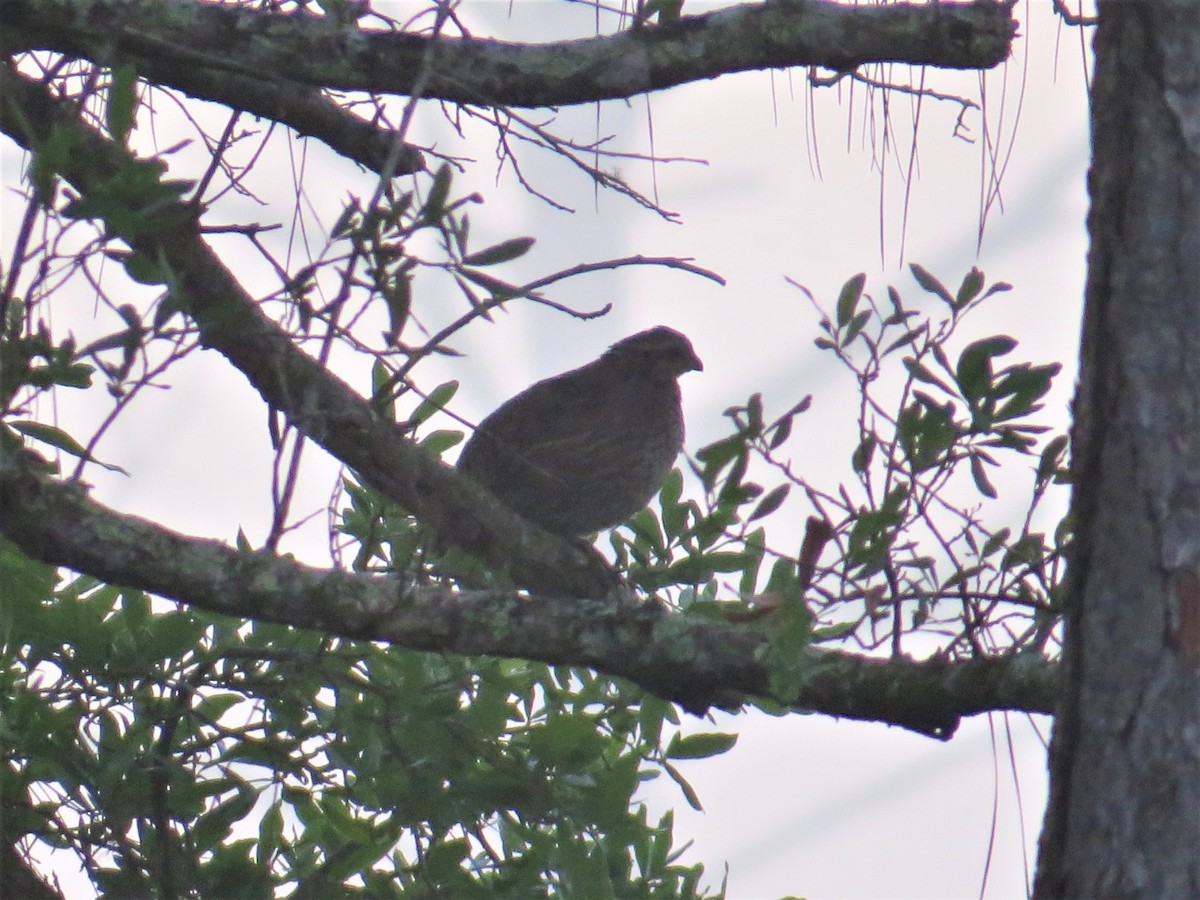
<box><xmin>457</xmin><ymin>326</ymin><xmax>702</xmax><ymax>538</ymax></box>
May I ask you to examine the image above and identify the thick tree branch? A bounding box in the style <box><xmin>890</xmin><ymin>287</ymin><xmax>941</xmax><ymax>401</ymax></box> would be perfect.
<box><xmin>1</xmin><ymin>36</ymin><xmax>423</xmax><ymax>177</ymax></box>
<box><xmin>140</xmin><ymin>66</ymin><xmax>426</xmax><ymax>178</ymax></box>
<box><xmin>1034</xmin><ymin>1</ymin><xmax>1200</xmax><ymax>893</ymax></box>
<box><xmin>0</xmin><ymin>444</ymin><xmax>1059</xmax><ymax>737</ymax></box>
<box><xmin>0</xmin><ymin>59</ymin><xmax>614</xmax><ymax>599</ymax></box>
<box><xmin>4</xmin><ymin>0</ymin><xmax>1017</xmax><ymax>108</ymax></box>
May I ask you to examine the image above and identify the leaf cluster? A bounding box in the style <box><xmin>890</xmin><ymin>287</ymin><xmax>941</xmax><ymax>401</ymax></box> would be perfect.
<box><xmin>793</xmin><ymin>266</ymin><xmax>1069</xmax><ymax>656</ymax></box>
<box><xmin>0</xmin><ymin>539</ymin><xmax>729</xmax><ymax>897</ymax></box>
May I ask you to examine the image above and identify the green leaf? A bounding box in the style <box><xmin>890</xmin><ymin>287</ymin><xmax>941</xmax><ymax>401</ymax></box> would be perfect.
<box><xmin>748</xmin><ymin>484</ymin><xmax>789</xmax><ymax>521</ymax></box>
<box><xmin>955</xmin><ymin>267</ymin><xmax>985</xmax><ymax>307</ymax></box>
<box><xmin>743</xmin><ymin>393</ymin><xmax>764</xmax><ymax>436</ymax></box>
<box><xmin>637</xmin><ymin>697</ymin><xmax>670</xmax><ymax>748</ymax></box>
<box><xmin>331</xmin><ymin>197</ymin><xmax>361</xmax><ymax>238</ymax></box>
<box><xmin>909</xmin><ymin>263</ymin><xmax>953</xmax><ymax>306</ymax></box>
<box><xmin>665</xmin><ymin>552</ymin><xmax>749</xmax><ymax>584</ymax></box>
<box><xmin>662</xmin><ymin>760</ymin><xmax>704</xmax><ymax>812</ymax></box>
<box><xmin>992</xmin><ymin>363</ymin><xmax>1061</xmax><ymax>422</ymax></box>
<box><xmin>1037</xmin><ymin>434</ymin><xmax>1070</xmax><ymax>484</ymax></box>
<box><xmin>420</xmin><ymin>429</ymin><xmax>463</xmax><ymax>457</ymax></box>
<box><xmin>981</xmin><ymin>527</ymin><xmax>1011</xmax><ymax>558</ymax></box>
<box><xmin>903</xmin><ymin>357</ymin><xmax>953</xmax><ymax>394</ymax></box>
<box><xmin>108</xmin><ymin>248</ymin><xmax>169</xmax><ymax>284</ymax></box>
<box><xmin>835</xmin><ymin>273</ymin><xmax>866</xmax><ymax>328</ymax></box>
<box><xmin>145</xmin><ymin>610</ymin><xmax>206</xmax><ymax>661</ymax></box>
<box><xmin>658</xmin><ymin>467</ymin><xmax>683</xmax><ymax>508</ymax></box>
<box><xmin>1003</xmin><ymin>533</ymin><xmax>1047</xmax><ymax>570</ymax></box>
<box><xmin>0</xmin><ymin>538</ymin><xmax>57</xmax><ymax>617</ymax></box>
<box><xmin>897</xmin><ymin>397</ymin><xmax>959</xmax><ymax>472</ymax></box>
<box><xmin>851</xmin><ymin>434</ymin><xmax>877</xmax><ymax>473</ymax></box>
<box><xmin>658</xmin><ymin>469</ymin><xmax>690</xmax><ymax>541</ymax></box>
<box><xmin>766</xmin><ymin>396</ymin><xmax>810</xmax><ymax>451</ymax></box>
<box><xmin>193</xmin><ymin>692</ymin><xmax>243</xmax><ymax>723</ymax></box>
<box><xmin>694</xmin><ymin>433</ymin><xmax>747</xmax><ymax>491</ymax></box>
<box><xmin>942</xmin><ymin>565</ymin><xmax>986</xmax><ymax>590</ymax></box>
<box><xmin>8</xmin><ymin>421</ymin><xmax>126</xmax><ymax>473</ymax></box>
<box><xmin>956</xmin><ymin>336</ymin><xmax>1016</xmax><ymax>404</ymax></box>
<box><xmin>462</xmin><ymin>237</ymin><xmax>535</xmax><ymax>266</ymax></box>
<box><xmin>61</xmin><ymin>157</ymin><xmax>195</xmax><ymax>240</ymax></box>
<box><xmin>968</xmin><ymin>452</ymin><xmax>998</xmax><ymax>499</ymax></box>
<box><xmin>451</xmin><ymin>212</ymin><xmax>471</xmax><ymax>258</ymax></box>
<box><xmin>257</xmin><ymin>803</ymin><xmax>284</xmax><ymax>866</ymax></box>
<box><xmin>319</xmin><ymin>794</ymin><xmax>373</xmax><ymax>843</ymax></box>
<box><xmin>193</xmin><ymin>788</ymin><xmax>259</xmax><ymax>852</ymax></box>
<box><xmin>811</xmin><ymin>620</ymin><xmax>858</xmax><ymax>641</ymax></box>
<box><xmin>844</xmin><ymin>309</ymin><xmax>872</xmax><ymax>345</ymax></box>
<box><xmin>118</xmin><ymin>587</ymin><xmax>150</xmax><ymax>630</ymax></box>
<box><xmin>528</xmin><ymin>713</ymin><xmax>605</xmax><ymax>768</ymax></box>
<box><xmin>423</xmin><ymin>837</ymin><xmax>471</xmax><ymax>880</ymax></box>
<box><xmin>382</xmin><ymin>273</ymin><xmax>411</xmax><ymax>346</ymax></box>
<box><xmin>665</xmin><ymin>731</ymin><xmax>738</xmax><ymax>760</ymax></box>
<box><xmin>28</xmin><ymin>124</ymin><xmax>81</xmax><ymax>206</ymax></box>
<box><xmin>423</xmin><ymin>163</ymin><xmax>453</xmax><ymax>222</ymax></box>
<box><xmin>931</xmin><ymin>342</ymin><xmax>954</xmax><ymax>378</ymax></box>
<box><xmin>883</xmin><ymin>325</ymin><xmax>925</xmax><ymax>356</ymax></box>
<box><xmin>626</xmin><ymin>507</ymin><xmax>666</xmax><ymax>556</ymax></box>
<box><xmin>981</xmin><ymin>280</ymin><xmax>1014</xmax><ymax>301</ymax></box>
<box><xmin>556</xmin><ymin>835</ymin><xmax>616</xmax><ymax>899</ymax></box>
<box><xmin>370</xmin><ymin>360</ymin><xmax>396</xmax><ymax>419</ymax></box>
<box><xmin>408</xmin><ymin>380</ymin><xmax>458</xmax><ymax>427</ymax></box>
<box><xmin>50</xmin><ymin>363</ymin><xmax>92</xmax><ymax>390</ymax></box>
<box><xmin>458</xmin><ymin>267</ymin><xmax>518</xmax><ymax>298</ymax></box>
<box><xmin>106</xmin><ymin>64</ymin><xmax>139</xmax><ymax>144</ymax></box>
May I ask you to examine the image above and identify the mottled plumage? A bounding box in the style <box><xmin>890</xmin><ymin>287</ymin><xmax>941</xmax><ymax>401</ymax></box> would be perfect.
<box><xmin>458</xmin><ymin>326</ymin><xmax>702</xmax><ymax>537</ymax></box>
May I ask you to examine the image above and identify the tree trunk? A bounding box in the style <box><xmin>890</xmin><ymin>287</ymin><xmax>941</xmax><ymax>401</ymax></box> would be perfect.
<box><xmin>1034</xmin><ymin>1</ymin><xmax>1200</xmax><ymax>895</ymax></box>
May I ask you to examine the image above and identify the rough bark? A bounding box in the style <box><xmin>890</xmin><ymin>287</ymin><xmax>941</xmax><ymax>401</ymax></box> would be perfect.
<box><xmin>2</xmin><ymin>0</ymin><xmax>1016</xmax><ymax>108</ymax></box>
<box><xmin>0</xmin><ymin>442</ymin><xmax>1059</xmax><ymax>734</ymax></box>
<box><xmin>1034</xmin><ymin>1</ymin><xmax>1200</xmax><ymax>895</ymax></box>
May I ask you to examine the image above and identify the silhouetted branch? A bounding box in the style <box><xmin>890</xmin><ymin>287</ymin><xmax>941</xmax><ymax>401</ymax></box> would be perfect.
<box><xmin>0</xmin><ymin>443</ymin><xmax>1059</xmax><ymax>737</ymax></box>
<box><xmin>5</xmin><ymin>0</ymin><xmax>1017</xmax><ymax>109</ymax></box>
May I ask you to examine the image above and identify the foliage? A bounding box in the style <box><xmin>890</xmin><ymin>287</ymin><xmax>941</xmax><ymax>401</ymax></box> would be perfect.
<box><xmin>1</xmin><ymin>545</ymin><xmax>727</xmax><ymax>896</ymax></box>
<box><xmin>798</xmin><ymin>266</ymin><xmax>1069</xmax><ymax>657</ymax></box>
<box><xmin>600</xmin><ymin>267</ymin><xmax>1068</xmax><ymax>667</ymax></box>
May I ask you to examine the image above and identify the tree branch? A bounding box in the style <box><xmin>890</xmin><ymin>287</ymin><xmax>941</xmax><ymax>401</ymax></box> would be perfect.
<box><xmin>4</xmin><ymin>19</ymin><xmax>425</xmax><ymax>176</ymax></box>
<box><xmin>141</xmin><ymin>65</ymin><xmax>426</xmax><ymax>178</ymax></box>
<box><xmin>0</xmin><ymin>59</ymin><xmax>615</xmax><ymax>599</ymax></box>
<box><xmin>5</xmin><ymin>0</ymin><xmax>1017</xmax><ymax>108</ymax></box>
<box><xmin>0</xmin><ymin>443</ymin><xmax>1059</xmax><ymax>737</ymax></box>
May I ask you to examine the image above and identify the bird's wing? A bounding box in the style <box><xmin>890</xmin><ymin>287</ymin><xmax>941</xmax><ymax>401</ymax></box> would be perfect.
<box><xmin>463</xmin><ymin>364</ymin><xmax>622</xmax><ymax>478</ymax></box>
<box><xmin>470</xmin><ymin>364</ymin><xmax>614</xmax><ymax>446</ymax></box>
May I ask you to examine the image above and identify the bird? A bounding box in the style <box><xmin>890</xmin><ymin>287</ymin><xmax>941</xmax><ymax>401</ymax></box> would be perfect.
<box><xmin>457</xmin><ymin>326</ymin><xmax>702</xmax><ymax>538</ymax></box>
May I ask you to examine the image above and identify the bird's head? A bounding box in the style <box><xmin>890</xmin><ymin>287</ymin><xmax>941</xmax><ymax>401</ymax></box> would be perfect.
<box><xmin>603</xmin><ymin>326</ymin><xmax>703</xmax><ymax>378</ymax></box>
